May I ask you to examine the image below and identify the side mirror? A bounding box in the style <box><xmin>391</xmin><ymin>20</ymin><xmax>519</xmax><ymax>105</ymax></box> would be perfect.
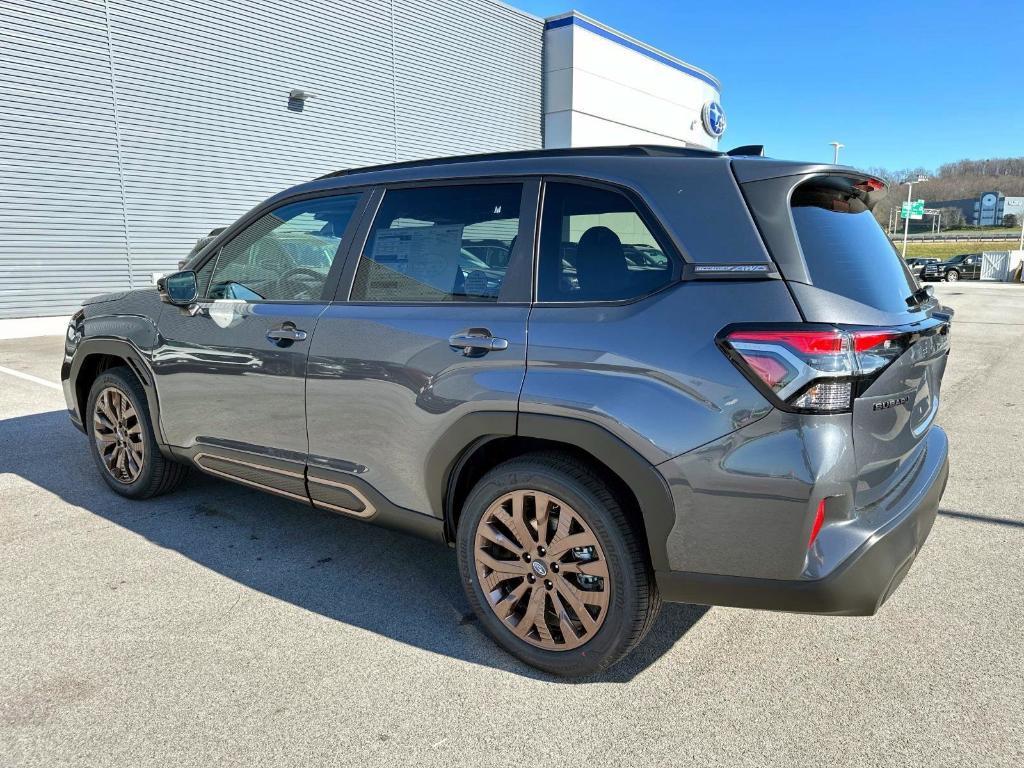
<box><xmin>158</xmin><ymin>270</ymin><xmax>198</xmax><ymax>306</ymax></box>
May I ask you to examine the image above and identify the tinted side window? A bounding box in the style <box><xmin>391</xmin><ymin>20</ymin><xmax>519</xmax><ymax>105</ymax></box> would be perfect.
<box><xmin>538</xmin><ymin>182</ymin><xmax>674</xmax><ymax>302</ymax></box>
<box><xmin>207</xmin><ymin>195</ymin><xmax>359</xmax><ymax>301</ymax></box>
<box><xmin>350</xmin><ymin>184</ymin><xmax>522</xmax><ymax>303</ymax></box>
<box><xmin>790</xmin><ymin>181</ymin><xmax>916</xmax><ymax>312</ymax></box>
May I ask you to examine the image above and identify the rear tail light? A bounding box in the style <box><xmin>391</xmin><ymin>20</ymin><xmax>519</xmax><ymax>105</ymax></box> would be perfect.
<box><xmin>719</xmin><ymin>326</ymin><xmax>909</xmax><ymax>414</ymax></box>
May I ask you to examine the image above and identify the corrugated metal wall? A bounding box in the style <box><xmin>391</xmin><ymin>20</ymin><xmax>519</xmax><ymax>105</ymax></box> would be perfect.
<box><xmin>0</xmin><ymin>0</ymin><xmax>543</xmax><ymax>318</ymax></box>
<box><xmin>0</xmin><ymin>0</ymin><xmax>130</xmax><ymax>318</ymax></box>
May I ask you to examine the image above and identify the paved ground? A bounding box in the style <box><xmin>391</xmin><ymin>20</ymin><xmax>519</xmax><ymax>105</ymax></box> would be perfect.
<box><xmin>1</xmin><ymin>282</ymin><xmax>1022</xmax><ymax>767</ymax></box>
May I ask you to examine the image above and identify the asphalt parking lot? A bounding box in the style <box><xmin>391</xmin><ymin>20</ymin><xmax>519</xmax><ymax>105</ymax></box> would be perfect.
<box><xmin>1</xmin><ymin>281</ymin><xmax>1022</xmax><ymax>767</ymax></box>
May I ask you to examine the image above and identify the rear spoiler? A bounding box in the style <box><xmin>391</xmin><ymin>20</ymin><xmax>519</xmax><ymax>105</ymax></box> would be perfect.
<box><xmin>732</xmin><ymin>159</ymin><xmax>888</xmax><ymax>209</ymax></box>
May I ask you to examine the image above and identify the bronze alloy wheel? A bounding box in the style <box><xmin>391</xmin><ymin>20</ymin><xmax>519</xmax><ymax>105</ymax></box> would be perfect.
<box><xmin>92</xmin><ymin>386</ymin><xmax>145</xmax><ymax>484</ymax></box>
<box><xmin>474</xmin><ymin>490</ymin><xmax>610</xmax><ymax>651</ymax></box>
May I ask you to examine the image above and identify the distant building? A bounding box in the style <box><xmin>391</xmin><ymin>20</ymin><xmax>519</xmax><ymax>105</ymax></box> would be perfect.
<box><xmin>932</xmin><ymin>192</ymin><xmax>1024</xmax><ymax>226</ymax></box>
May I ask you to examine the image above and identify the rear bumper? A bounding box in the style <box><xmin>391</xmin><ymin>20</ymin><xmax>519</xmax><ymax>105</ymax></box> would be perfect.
<box><xmin>656</xmin><ymin>427</ymin><xmax>949</xmax><ymax>616</ymax></box>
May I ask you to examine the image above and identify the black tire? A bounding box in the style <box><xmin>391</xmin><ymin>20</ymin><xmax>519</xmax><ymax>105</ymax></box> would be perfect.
<box><xmin>456</xmin><ymin>452</ymin><xmax>660</xmax><ymax>676</ymax></box>
<box><xmin>86</xmin><ymin>367</ymin><xmax>189</xmax><ymax>499</ymax></box>
<box><xmin>945</xmin><ymin>269</ymin><xmax>960</xmax><ymax>282</ymax></box>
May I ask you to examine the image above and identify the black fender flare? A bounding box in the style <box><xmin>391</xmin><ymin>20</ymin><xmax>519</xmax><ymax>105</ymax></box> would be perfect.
<box><xmin>431</xmin><ymin>411</ymin><xmax>676</xmax><ymax>571</ymax></box>
<box><xmin>425</xmin><ymin>411</ymin><xmax>517</xmax><ymax>519</ymax></box>
<box><xmin>66</xmin><ymin>338</ymin><xmax>168</xmax><ymax>451</ymax></box>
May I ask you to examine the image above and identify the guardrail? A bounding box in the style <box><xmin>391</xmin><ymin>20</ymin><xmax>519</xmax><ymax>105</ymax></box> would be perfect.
<box><xmin>888</xmin><ymin>232</ymin><xmax>1022</xmax><ymax>243</ymax></box>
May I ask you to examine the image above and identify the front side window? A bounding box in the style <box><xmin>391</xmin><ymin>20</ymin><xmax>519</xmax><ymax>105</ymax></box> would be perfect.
<box><xmin>538</xmin><ymin>182</ymin><xmax>675</xmax><ymax>302</ymax></box>
<box><xmin>350</xmin><ymin>184</ymin><xmax>522</xmax><ymax>302</ymax></box>
<box><xmin>206</xmin><ymin>195</ymin><xmax>359</xmax><ymax>302</ymax></box>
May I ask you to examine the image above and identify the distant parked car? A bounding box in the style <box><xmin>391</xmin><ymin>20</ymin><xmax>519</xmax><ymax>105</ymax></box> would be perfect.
<box><xmin>904</xmin><ymin>257</ymin><xmax>939</xmax><ymax>278</ymax></box>
<box><xmin>921</xmin><ymin>254</ymin><xmax>982</xmax><ymax>282</ymax></box>
<box><xmin>178</xmin><ymin>228</ymin><xmax>228</xmax><ymax>268</ymax></box>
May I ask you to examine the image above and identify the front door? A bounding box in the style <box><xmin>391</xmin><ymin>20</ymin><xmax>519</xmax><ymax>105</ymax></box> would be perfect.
<box><xmin>153</xmin><ymin>193</ymin><xmax>364</xmax><ymax>498</ymax></box>
<box><xmin>964</xmin><ymin>254</ymin><xmax>982</xmax><ymax>279</ymax></box>
<box><xmin>305</xmin><ymin>181</ymin><xmax>534</xmax><ymax>518</ymax></box>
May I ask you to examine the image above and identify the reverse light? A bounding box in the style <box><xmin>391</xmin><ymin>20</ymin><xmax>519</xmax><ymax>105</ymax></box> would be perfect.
<box><xmin>719</xmin><ymin>326</ymin><xmax>910</xmax><ymax>414</ymax></box>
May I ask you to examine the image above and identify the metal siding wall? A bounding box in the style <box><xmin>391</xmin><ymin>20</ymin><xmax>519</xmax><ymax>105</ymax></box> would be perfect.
<box><xmin>0</xmin><ymin>0</ymin><xmax>543</xmax><ymax>318</ymax></box>
<box><xmin>0</xmin><ymin>0</ymin><xmax>130</xmax><ymax>318</ymax></box>
<box><xmin>393</xmin><ymin>0</ymin><xmax>543</xmax><ymax>158</ymax></box>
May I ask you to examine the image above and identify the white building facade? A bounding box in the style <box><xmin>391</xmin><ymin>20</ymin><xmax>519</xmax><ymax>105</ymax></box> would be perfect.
<box><xmin>0</xmin><ymin>1</ymin><xmax>723</xmax><ymax>321</ymax></box>
<box><xmin>542</xmin><ymin>13</ymin><xmax>722</xmax><ymax>149</ymax></box>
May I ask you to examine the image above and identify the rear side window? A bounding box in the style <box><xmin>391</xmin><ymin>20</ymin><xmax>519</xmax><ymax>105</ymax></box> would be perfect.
<box><xmin>538</xmin><ymin>182</ymin><xmax>675</xmax><ymax>302</ymax></box>
<box><xmin>350</xmin><ymin>183</ymin><xmax>521</xmax><ymax>303</ymax></box>
<box><xmin>791</xmin><ymin>181</ymin><xmax>916</xmax><ymax>312</ymax></box>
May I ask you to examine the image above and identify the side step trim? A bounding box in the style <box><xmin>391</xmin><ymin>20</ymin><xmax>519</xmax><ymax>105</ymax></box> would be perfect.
<box><xmin>308</xmin><ymin>474</ymin><xmax>376</xmax><ymax>518</ymax></box>
<box><xmin>194</xmin><ymin>452</ymin><xmax>309</xmax><ymax>503</ymax></box>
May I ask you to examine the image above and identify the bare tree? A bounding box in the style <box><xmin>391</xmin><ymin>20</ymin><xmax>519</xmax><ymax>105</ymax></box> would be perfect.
<box><xmin>863</xmin><ymin>156</ymin><xmax>1024</xmax><ymax>227</ymax></box>
<box><xmin>940</xmin><ymin>206</ymin><xmax>966</xmax><ymax>229</ymax></box>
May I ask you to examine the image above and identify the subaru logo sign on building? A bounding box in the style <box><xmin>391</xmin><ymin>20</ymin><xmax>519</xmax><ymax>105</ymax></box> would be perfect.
<box><xmin>702</xmin><ymin>100</ymin><xmax>726</xmax><ymax>138</ymax></box>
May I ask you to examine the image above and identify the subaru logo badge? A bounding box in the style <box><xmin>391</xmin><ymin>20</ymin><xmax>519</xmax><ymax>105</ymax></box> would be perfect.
<box><xmin>702</xmin><ymin>100</ymin><xmax>726</xmax><ymax>138</ymax></box>
<box><xmin>532</xmin><ymin>560</ymin><xmax>548</xmax><ymax>577</ymax></box>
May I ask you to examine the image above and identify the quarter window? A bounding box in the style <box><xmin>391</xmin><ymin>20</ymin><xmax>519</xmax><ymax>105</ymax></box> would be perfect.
<box><xmin>350</xmin><ymin>184</ymin><xmax>522</xmax><ymax>302</ymax></box>
<box><xmin>537</xmin><ymin>182</ymin><xmax>674</xmax><ymax>302</ymax></box>
<box><xmin>206</xmin><ymin>195</ymin><xmax>359</xmax><ymax>302</ymax></box>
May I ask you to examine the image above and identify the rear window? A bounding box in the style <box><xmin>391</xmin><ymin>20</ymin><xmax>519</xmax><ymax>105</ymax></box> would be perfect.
<box><xmin>791</xmin><ymin>181</ymin><xmax>916</xmax><ymax>313</ymax></box>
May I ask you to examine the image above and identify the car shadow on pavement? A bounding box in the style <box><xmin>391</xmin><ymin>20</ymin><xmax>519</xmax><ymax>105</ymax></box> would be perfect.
<box><xmin>1</xmin><ymin>409</ymin><xmax>708</xmax><ymax>683</ymax></box>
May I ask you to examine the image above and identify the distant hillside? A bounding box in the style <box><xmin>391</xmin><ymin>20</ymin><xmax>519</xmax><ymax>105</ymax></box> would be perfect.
<box><xmin>863</xmin><ymin>157</ymin><xmax>1024</xmax><ymax>228</ymax></box>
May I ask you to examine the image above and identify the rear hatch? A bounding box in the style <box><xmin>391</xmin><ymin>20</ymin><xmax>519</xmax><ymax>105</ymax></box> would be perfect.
<box><xmin>733</xmin><ymin>166</ymin><xmax>951</xmax><ymax>508</ymax></box>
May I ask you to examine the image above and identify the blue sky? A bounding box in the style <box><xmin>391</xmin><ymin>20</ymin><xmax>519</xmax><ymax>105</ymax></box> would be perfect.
<box><xmin>513</xmin><ymin>0</ymin><xmax>1024</xmax><ymax>171</ymax></box>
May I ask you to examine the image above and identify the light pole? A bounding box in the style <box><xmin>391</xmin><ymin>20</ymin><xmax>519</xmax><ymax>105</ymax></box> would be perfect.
<box><xmin>829</xmin><ymin>142</ymin><xmax>844</xmax><ymax>164</ymax></box>
<box><xmin>901</xmin><ymin>176</ymin><xmax>928</xmax><ymax>259</ymax></box>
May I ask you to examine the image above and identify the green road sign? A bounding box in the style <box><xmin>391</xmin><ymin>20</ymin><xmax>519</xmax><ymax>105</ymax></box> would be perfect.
<box><xmin>901</xmin><ymin>200</ymin><xmax>926</xmax><ymax>220</ymax></box>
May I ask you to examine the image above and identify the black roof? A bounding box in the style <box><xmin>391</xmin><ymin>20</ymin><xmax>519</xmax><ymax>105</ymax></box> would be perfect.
<box><xmin>316</xmin><ymin>144</ymin><xmax>726</xmax><ymax>180</ymax></box>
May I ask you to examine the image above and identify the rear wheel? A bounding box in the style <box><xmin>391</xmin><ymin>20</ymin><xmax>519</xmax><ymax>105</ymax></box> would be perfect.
<box><xmin>456</xmin><ymin>452</ymin><xmax>660</xmax><ymax>676</ymax></box>
<box><xmin>945</xmin><ymin>269</ymin><xmax>960</xmax><ymax>282</ymax></box>
<box><xmin>86</xmin><ymin>368</ymin><xmax>188</xmax><ymax>499</ymax></box>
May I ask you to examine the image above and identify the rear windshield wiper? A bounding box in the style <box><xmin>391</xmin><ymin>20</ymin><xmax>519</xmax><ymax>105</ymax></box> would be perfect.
<box><xmin>905</xmin><ymin>285</ymin><xmax>934</xmax><ymax>309</ymax></box>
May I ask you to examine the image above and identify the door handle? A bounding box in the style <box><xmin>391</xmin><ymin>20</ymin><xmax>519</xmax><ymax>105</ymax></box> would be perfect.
<box><xmin>267</xmin><ymin>322</ymin><xmax>308</xmax><ymax>344</ymax></box>
<box><xmin>448</xmin><ymin>330</ymin><xmax>509</xmax><ymax>355</ymax></box>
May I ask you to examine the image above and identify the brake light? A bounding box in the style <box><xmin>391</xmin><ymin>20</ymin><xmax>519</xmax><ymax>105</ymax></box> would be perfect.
<box><xmin>855</xmin><ymin>178</ymin><xmax>885</xmax><ymax>193</ymax></box>
<box><xmin>719</xmin><ymin>326</ymin><xmax>910</xmax><ymax>413</ymax></box>
<box><xmin>726</xmin><ymin>330</ymin><xmax>844</xmax><ymax>355</ymax></box>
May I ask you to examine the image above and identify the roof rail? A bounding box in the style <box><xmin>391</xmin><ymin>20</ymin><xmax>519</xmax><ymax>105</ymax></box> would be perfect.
<box><xmin>316</xmin><ymin>144</ymin><xmax>723</xmax><ymax>180</ymax></box>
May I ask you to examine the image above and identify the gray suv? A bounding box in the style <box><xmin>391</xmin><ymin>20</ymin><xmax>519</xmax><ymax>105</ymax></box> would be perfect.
<box><xmin>61</xmin><ymin>146</ymin><xmax>951</xmax><ymax>676</ymax></box>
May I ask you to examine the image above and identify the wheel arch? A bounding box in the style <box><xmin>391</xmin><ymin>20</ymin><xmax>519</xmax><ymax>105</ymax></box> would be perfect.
<box><xmin>70</xmin><ymin>339</ymin><xmax>167</xmax><ymax>451</ymax></box>
<box><xmin>434</xmin><ymin>412</ymin><xmax>676</xmax><ymax>571</ymax></box>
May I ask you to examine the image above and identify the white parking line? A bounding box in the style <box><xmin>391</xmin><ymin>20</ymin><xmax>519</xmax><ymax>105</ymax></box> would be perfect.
<box><xmin>0</xmin><ymin>364</ymin><xmax>62</xmax><ymax>391</ymax></box>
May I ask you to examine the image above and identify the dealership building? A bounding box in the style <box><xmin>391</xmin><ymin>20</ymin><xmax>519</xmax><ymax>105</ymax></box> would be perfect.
<box><xmin>0</xmin><ymin>0</ymin><xmax>724</xmax><ymax>323</ymax></box>
<box><xmin>929</xmin><ymin>192</ymin><xmax>1024</xmax><ymax>228</ymax></box>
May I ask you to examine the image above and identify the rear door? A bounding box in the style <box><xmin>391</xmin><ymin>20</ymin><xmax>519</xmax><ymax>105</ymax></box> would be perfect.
<box><xmin>741</xmin><ymin>172</ymin><xmax>951</xmax><ymax>507</ymax></box>
<box><xmin>304</xmin><ymin>180</ymin><xmax>536</xmax><ymax>517</ymax></box>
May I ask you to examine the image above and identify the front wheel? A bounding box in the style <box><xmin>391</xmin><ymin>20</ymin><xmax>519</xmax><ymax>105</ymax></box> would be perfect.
<box><xmin>945</xmin><ymin>269</ymin><xmax>960</xmax><ymax>282</ymax></box>
<box><xmin>456</xmin><ymin>452</ymin><xmax>660</xmax><ymax>676</ymax></box>
<box><xmin>86</xmin><ymin>367</ymin><xmax>189</xmax><ymax>498</ymax></box>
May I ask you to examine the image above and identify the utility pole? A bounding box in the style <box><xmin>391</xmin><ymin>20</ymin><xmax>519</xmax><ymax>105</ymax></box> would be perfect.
<box><xmin>829</xmin><ymin>142</ymin><xmax>844</xmax><ymax>164</ymax></box>
<box><xmin>901</xmin><ymin>176</ymin><xmax>928</xmax><ymax>259</ymax></box>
